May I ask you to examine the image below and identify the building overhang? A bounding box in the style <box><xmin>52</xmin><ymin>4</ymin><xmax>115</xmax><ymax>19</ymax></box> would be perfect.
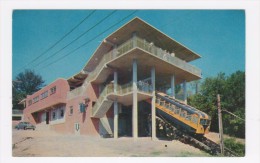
<box><xmin>67</xmin><ymin>70</ymin><xmax>88</xmax><ymax>88</ymax></box>
<box><xmin>92</xmin><ymin>48</ymin><xmax>201</xmax><ymax>86</ymax></box>
<box><xmin>83</xmin><ymin>17</ymin><xmax>201</xmax><ymax>73</ymax></box>
<box><xmin>30</xmin><ymin>101</ymin><xmax>66</xmax><ymax>114</ymax></box>
<box><xmin>107</xmin><ymin>92</ymin><xmax>152</xmax><ymax>106</ymax></box>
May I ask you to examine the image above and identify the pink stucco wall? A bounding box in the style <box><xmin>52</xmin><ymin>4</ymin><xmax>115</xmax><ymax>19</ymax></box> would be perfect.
<box><xmin>23</xmin><ymin>78</ymin><xmax>70</xmax><ymax>124</ymax></box>
<box><xmin>23</xmin><ymin>78</ymin><xmax>103</xmax><ymax>136</ymax></box>
<box><xmin>51</xmin><ymin>83</ymin><xmax>100</xmax><ymax>136</ymax></box>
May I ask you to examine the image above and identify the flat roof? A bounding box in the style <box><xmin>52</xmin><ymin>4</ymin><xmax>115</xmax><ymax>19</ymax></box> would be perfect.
<box><xmin>82</xmin><ymin>17</ymin><xmax>201</xmax><ymax>73</ymax></box>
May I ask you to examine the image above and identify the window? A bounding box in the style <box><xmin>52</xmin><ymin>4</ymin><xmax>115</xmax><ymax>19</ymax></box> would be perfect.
<box><xmin>28</xmin><ymin>100</ymin><xmax>32</xmax><ymax>106</ymax></box>
<box><xmin>180</xmin><ymin>111</ymin><xmax>186</xmax><ymax>118</ymax></box>
<box><xmin>32</xmin><ymin>96</ymin><xmax>39</xmax><ymax>103</ymax></box>
<box><xmin>52</xmin><ymin>112</ymin><xmax>56</xmax><ymax>119</ymax></box>
<box><xmin>92</xmin><ymin>101</ymin><xmax>96</xmax><ymax>107</ymax></box>
<box><xmin>60</xmin><ymin>109</ymin><xmax>64</xmax><ymax>118</ymax></box>
<box><xmin>50</xmin><ymin>106</ymin><xmax>65</xmax><ymax>122</ymax></box>
<box><xmin>50</xmin><ymin>86</ymin><xmax>56</xmax><ymax>95</ymax></box>
<box><xmin>191</xmin><ymin>116</ymin><xmax>199</xmax><ymax>124</ymax></box>
<box><xmin>69</xmin><ymin>106</ymin><xmax>73</xmax><ymax>115</ymax></box>
<box><xmin>41</xmin><ymin>112</ymin><xmax>46</xmax><ymax>123</ymax></box>
<box><xmin>79</xmin><ymin>103</ymin><xmax>85</xmax><ymax>113</ymax></box>
<box><xmin>41</xmin><ymin>91</ymin><xmax>48</xmax><ymax>99</ymax></box>
<box><xmin>200</xmin><ymin>119</ymin><xmax>210</xmax><ymax>125</ymax></box>
<box><xmin>185</xmin><ymin>115</ymin><xmax>191</xmax><ymax>121</ymax></box>
<box><xmin>174</xmin><ymin>109</ymin><xmax>179</xmax><ymax>114</ymax></box>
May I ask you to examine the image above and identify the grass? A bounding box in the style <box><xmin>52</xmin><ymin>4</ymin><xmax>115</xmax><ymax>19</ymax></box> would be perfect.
<box><xmin>178</xmin><ymin>151</ymin><xmax>194</xmax><ymax>157</ymax></box>
<box><xmin>224</xmin><ymin>138</ymin><xmax>245</xmax><ymax>156</ymax></box>
<box><xmin>150</xmin><ymin>151</ymin><xmax>162</xmax><ymax>156</ymax></box>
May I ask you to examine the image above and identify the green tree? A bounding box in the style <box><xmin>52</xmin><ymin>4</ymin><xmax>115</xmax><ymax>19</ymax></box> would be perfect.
<box><xmin>188</xmin><ymin>71</ymin><xmax>245</xmax><ymax>138</ymax></box>
<box><xmin>222</xmin><ymin>71</ymin><xmax>245</xmax><ymax>137</ymax></box>
<box><xmin>12</xmin><ymin>69</ymin><xmax>45</xmax><ymax>110</ymax></box>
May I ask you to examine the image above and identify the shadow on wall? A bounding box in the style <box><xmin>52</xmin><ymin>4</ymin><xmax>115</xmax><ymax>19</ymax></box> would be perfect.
<box><xmin>92</xmin><ymin>118</ymin><xmax>99</xmax><ymax>134</ymax></box>
<box><xmin>82</xmin><ymin>111</ymin><xmax>86</xmax><ymax>123</ymax></box>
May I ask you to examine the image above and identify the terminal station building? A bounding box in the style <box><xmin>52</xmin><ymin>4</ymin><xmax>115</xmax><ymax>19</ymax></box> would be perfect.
<box><xmin>22</xmin><ymin>17</ymin><xmax>202</xmax><ymax>139</ymax></box>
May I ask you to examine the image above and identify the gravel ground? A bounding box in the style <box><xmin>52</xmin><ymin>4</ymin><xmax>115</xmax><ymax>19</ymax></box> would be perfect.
<box><xmin>205</xmin><ymin>132</ymin><xmax>245</xmax><ymax>145</ymax></box>
<box><xmin>12</xmin><ymin>128</ymin><xmax>210</xmax><ymax>157</ymax></box>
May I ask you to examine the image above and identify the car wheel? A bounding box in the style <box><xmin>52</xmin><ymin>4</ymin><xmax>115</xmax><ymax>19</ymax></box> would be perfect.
<box><xmin>24</xmin><ymin>127</ymin><xmax>26</xmax><ymax>130</ymax></box>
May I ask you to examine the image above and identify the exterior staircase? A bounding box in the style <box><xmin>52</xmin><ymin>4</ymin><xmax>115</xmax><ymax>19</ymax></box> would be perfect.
<box><xmin>99</xmin><ymin>115</ymin><xmax>113</xmax><ymax>137</ymax></box>
<box><xmin>92</xmin><ymin>99</ymin><xmax>113</xmax><ymax>118</ymax></box>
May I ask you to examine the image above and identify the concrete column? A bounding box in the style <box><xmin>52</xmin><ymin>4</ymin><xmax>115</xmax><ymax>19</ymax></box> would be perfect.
<box><xmin>171</xmin><ymin>75</ymin><xmax>175</xmax><ymax>99</ymax></box>
<box><xmin>114</xmin><ymin>71</ymin><xmax>118</xmax><ymax>138</ymax></box>
<box><xmin>151</xmin><ymin>67</ymin><xmax>156</xmax><ymax>140</ymax></box>
<box><xmin>183</xmin><ymin>80</ymin><xmax>187</xmax><ymax>104</ymax></box>
<box><xmin>132</xmin><ymin>59</ymin><xmax>138</xmax><ymax>138</ymax></box>
<box><xmin>114</xmin><ymin>71</ymin><xmax>118</xmax><ymax>93</ymax></box>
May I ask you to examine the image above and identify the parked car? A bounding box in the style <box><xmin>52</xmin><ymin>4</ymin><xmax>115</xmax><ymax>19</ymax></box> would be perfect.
<box><xmin>15</xmin><ymin>122</ymin><xmax>36</xmax><ymax>130</ymax></box>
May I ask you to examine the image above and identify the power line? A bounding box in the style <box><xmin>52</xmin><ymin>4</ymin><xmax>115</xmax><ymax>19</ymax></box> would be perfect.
<box><xmin>15</xmin><ymin>10</ymin><xmax>96</xmax><ymax>73</ymax></box>
<box><xmin>36</xmin><ymin>10</ymin><xmax>138</xmax><ymax>71</ymax></box>
<box><xmin>222</xmin><ymin>109</ymin><xmax>245</xmax><ymax>122</ymax></box>
<box><xmin>37</xmin><ymin>10</ymin><xmax>192</xmax><ymax>72</ymax></box>
<box><xmin>32</xmin><ymin>10</ymin><xmax>117</xmax><ymax>70</ymax></box>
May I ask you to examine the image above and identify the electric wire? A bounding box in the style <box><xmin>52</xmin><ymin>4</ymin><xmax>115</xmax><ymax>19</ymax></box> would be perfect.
<box><xmin>14</xmin><ymin>10</ymin><xmax>96</xmax><ymax>73</ymax></box>
<box><xmin>36</xmin><ymin>10</ymin><xmax>138</xmax><ymax>71</ymax></box>
<box><xmin>36</xmin><ymin>10</ymin><xmax>191</xmax><ymax>72</ymax></box>
<box><xmin>24</xmin><ymin>10</ymin><xmax>188</xmax><ymax>73</ymax></box>
<box><xmin>222</xmin><ymin>109</ymin><xmax>245</xmax><ymax>122</ymax></box>
<box><xmin>32</xmin><ymin>10</ymin><xmax>117</xmax><ymax>69</ymax></box>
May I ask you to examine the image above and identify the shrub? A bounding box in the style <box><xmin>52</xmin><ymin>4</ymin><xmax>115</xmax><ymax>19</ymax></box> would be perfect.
<box><xmin>224</xmin><ymin>138</ymin><xmax>245</xmax><ymax>156</ymax></box>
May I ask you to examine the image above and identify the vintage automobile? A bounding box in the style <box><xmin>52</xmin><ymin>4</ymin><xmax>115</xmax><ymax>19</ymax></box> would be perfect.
<box><xmin>15</xmin><ymin>122</ymin><xmax>36</xmax><ymax>130</ymax></box>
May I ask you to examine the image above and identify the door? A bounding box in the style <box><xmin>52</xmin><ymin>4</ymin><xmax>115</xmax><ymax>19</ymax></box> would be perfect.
<box><xmin>46</xmin><ymin>112</ymin><xmax>49</xmax><ymax>124</ymax></box>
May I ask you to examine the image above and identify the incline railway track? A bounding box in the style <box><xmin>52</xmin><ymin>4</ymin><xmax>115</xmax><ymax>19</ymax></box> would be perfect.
<box><xmin>156</xmin><ymin>116</ymin><xmax>239</xmax><ymax>157</ymax></box>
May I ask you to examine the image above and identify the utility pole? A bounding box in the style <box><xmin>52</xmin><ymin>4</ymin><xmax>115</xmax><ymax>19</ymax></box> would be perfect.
<box><xmin>217</xmin><ymin>94</ymin><xmax>224</xmax><ymax>155</ymax></box>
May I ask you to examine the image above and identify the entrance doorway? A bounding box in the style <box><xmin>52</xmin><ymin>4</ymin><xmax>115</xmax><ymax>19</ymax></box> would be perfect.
<box><xmin>138</xmin><ymin>101</ymin><xmax>151</xmax><ymax>137</ymax></box>
<box><xmin>46</xmin><ymin>111</ymin><xmax>49</xmax><ymax>124</ymax></box>
<box><xmin>118</xmin><ymin>105</ymin><xmax>132</xmax><ymax>137</ymax></box>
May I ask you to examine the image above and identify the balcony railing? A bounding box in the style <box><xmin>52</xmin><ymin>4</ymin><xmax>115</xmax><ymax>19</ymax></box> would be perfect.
<box><xmin>135</xmin><ymin>37</ymin><xmax>201</xmax><ymax>77</ymax></box>
<box><xmin>92</xmin><ymin>81</ymin><xmax>153</xmax><ymax>115</ymax></box>
<box><xmin>67</xmin><ymin>86</ymin><xmax>85</xmax><ymax>99</ymax></box>
<box><xmin>86</xmin><ymin>36</ymin><xmax>201</xmax><ymax>84</ymax></box>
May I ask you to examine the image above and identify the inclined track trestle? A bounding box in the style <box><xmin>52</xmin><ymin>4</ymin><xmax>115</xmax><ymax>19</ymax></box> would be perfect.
<box><xmin>156</xmin><ymin>116</ymin><xmax>238</xmax><ymax>156</ymax></box>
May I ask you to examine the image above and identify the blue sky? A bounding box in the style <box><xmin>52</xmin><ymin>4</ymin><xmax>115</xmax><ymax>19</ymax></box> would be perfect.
<box><xmin>12</xmin><ymin>10</ymin><xmax>245</xmax><ymax>84</ymax></box>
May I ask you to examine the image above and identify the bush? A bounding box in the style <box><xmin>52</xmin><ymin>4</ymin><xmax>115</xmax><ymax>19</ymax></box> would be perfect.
<box><xmin>224</xmin><ymin>138</ymin><xmax>245</xmax><ymax>156</ymax></box>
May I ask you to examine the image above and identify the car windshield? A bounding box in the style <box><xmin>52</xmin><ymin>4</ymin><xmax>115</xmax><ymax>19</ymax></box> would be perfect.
<box><xmin>200</xmin><ymin>119</ymin><xmax>208</xmax><ymax>125</ymax></box>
